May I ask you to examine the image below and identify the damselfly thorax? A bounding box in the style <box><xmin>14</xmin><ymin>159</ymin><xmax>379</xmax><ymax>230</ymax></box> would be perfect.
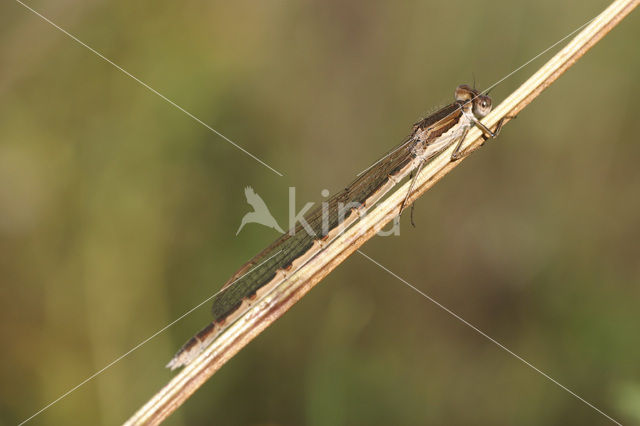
<box><xmin>410</xmin><ymin>84</ymin><xmax>493</xmax><ymax>161</ymax></box>
<box><xmin>399</xmin><ymin>85</ymin><xmax>500</xmax><ymax>217</ymax></box>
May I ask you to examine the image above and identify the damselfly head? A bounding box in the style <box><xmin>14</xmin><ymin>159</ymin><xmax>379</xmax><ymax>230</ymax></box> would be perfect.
<box><xmin>455</xmin><ymin>84</ymin><xmax>475</xmax><ymax>101</ymax></box>
<box><xmin>473</xmin><ymin>94</ymin><xmax>492</xmax><ymax>118</ymax></box>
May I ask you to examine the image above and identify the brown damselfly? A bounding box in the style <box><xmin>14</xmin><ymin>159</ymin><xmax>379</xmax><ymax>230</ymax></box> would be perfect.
<box><xmin>168</xmin><ymin>84</ymin><xmax>505</xmax><ymax>369</ymax></box>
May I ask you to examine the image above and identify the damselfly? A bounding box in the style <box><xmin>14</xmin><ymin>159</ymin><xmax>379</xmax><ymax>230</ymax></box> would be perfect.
<box><xmin>168</xmin><ymin>84</ymin><xmax>505</xmax><ymax>369</ymax></box>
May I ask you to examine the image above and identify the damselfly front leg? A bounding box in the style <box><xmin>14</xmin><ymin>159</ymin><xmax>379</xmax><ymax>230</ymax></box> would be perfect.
<box><xmin>451</xmin><ymin>116</ymin><xmax>510</xmax><ymax>161</ymax></box>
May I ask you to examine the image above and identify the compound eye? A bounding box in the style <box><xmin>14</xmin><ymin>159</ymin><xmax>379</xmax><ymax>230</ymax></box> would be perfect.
<box><xmin>474</xmin><ymin>95</ymin><xmax>493</xmax><ymax>117</ymax></box>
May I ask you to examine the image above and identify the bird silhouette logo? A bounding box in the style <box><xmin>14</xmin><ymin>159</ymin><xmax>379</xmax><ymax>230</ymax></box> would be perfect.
<box><xmin>236</xmin><ymin>186</ymin><xmax>284</xmax><ymax>235</ymax></box>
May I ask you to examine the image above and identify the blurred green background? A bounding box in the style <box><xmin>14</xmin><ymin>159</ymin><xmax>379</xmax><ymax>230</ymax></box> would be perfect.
<box><xmin>2</xmin><ymin>0</ymin><xmax>639</xmax><ymax>424</ymax></box>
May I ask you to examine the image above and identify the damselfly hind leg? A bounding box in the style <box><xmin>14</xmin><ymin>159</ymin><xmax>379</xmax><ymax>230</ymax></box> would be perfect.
<box><xmin>399</xmin><ymin>160</ymin><xmax>425</xmax><ymax>217</ymax></box>
<box><xmin>405</xmin><ymin>171</ymin><xmax>417</xmax><ymax>227</ymax></box>
<box><xmin>410</xmin><ymin>203</ymin><xmax>417</xmax><ymax>227</ymax></box>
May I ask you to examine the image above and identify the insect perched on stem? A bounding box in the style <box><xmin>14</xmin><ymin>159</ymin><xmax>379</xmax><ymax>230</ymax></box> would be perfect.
<box><xmin>168</xmin><ymin>84</ymin><xmax>505</xmax><ymax>369</ymax></box>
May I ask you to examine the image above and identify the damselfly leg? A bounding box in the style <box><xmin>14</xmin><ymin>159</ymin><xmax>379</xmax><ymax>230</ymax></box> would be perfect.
<box><xmin>399</xmin><ymin>159</ymin><xmax>425</xmax><ymax>218</ymax></box>
<box><xmin>451</xmin><ymin>116</ymin><xmax>510</xmax><ymax>161</ymax></box>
